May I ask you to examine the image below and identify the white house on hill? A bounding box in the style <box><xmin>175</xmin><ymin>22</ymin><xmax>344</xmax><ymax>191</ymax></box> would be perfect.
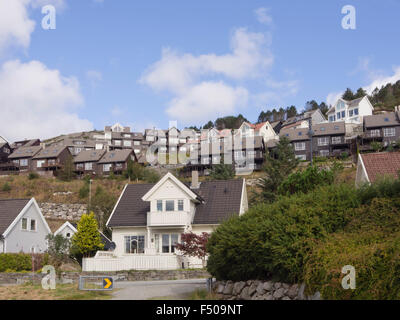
<box><xmin>327</xmin><ymin>96</ymin><xmax>374</xmax><ymax>124</ymax></box>
<box><xmin>82</xmin><ymin>172</ymin><xmax>248</xmax><ymax>271</ymax></box>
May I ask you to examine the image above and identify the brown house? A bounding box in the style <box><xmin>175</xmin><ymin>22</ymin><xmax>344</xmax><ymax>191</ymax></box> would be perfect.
<box><xmin>74</xmin><ymin>149</ymin><xmax>106</xmax><ymax>176</ymax></box>
<box><xmin>360</xmin><ymin>112</ymin><xmax>400</xmax><ymax>151</ymax></box>
<box><xmin>98</xmin><ymin>149</ymin><xmax>135</xmax><ymax>175</ymax></box>
<box><xmin>10</xmin><ymin>139</ymin><xmax>40</xmax><ymax>151</ymax></box>
<box><xmin>7</xmin><ymin>145</ymin><xmax>42</xmax><ymax>172</ymax></box>
<box><xmin>0</xmin><ymin>142</ymin><xmax>12</xmax><ymax>173</ymax></box>
<box><xmin>312</xmin><ymin>122</ymin><xmax>351</xmax><ymax>158</ymax></box>
<box><xmin>280</xmin><ymin>127</ymin><xmax>310</xmax><ymax>161</ymax></box>
<box><xmin>31</xmin><ymin>145</ymin><xmax>72</xmax><ymax>175</ymax></box>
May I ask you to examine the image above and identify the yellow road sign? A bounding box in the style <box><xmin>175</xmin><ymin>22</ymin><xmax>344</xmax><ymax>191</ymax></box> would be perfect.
<box><xmin>103</xmin><ymin>278</ymin><xmax>113</xmax><ymax>289</ymax></box>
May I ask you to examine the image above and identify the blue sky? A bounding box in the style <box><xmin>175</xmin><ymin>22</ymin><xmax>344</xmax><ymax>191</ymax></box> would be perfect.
<box><xmin>1</xmin><ymin>0</ymin><xmax>400</xmax><ymax>141</ymax></box>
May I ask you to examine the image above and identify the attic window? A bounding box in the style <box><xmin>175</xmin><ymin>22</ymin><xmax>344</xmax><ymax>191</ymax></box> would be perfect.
<box><xmin>320</xmin><ymin>127</ymin><xmax>326</xmax><ymax>131</ymax></box>
<box><xmin>334</xmin><ymin>126</ymin><xmax>339</xmax><ymax>130</ymax></box>
<box><xmin>384</xmin><ymin>118</ymin><xmax>389</xmax><ymax>122</ymax></box>
<box><xmin>298</xmin><ymin>132</ymin><xmax>302</xmax><ymax>136</ymax></box>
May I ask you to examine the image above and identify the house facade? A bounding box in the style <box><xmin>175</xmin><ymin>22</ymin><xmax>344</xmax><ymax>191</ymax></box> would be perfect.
<box><xmin>82</xmin><ymin>172</ymin><xmax>248</xmax><ymax>271</ymax></box>
<box><xmin>280</xmin><ymin>127</ymin><xmax>311</xmax><ymax>161</ymax></box>
<box><xmin>32</xmin><ymin>145</ymin><xmax>72</xmax><ymax>175</ymax></box>
<box><xmin>74</xmin><ymin>149</ymin><xmax>106</xmax><ymax>176</ymax></box>
<box><xmin>97</xmin><ymin>149</ymin><xmax>135</xmax><ymax>176</ymax></box>
<box><xmin>8</xmin><ymin>145</ymin><xmax>43</xmax><ymax>173</ymax></box>
<box><xmin>0</xmin><ymin>198</ymin><xmax>51</xmax><ymax>253</ymax></box>
<box><xmin>326</xmin><ymin>96</ymin><xmax>374</xmax><ymax>124</ymax></box>
<box><xmin>312</xmin><ymin>122</ymin><xmax>351</xmax><ymax>158</ymax></box>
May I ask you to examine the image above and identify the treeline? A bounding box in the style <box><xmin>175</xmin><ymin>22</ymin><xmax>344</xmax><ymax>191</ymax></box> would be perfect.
<box><xmin>190</xmin><ymin>81</ymin><xmax>400</xmax><ymax>130</ymax></box>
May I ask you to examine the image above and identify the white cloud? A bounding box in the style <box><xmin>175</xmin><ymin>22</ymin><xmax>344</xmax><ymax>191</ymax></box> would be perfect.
<box><xmin>30</xmin><ymin>0</ymin><xmax>66</xmax><ymax>10</ymax></box>
<box><xmin>326</xmin><ymin>91</ymin><xmax>342</xmax><ymax>106</ymax></box>
<box><xmin>167</xmin><ymin>82</ymin><xmax>249</xmax><ymax>123</ymax></box>
<box><xmin>140</xmin><ymin>28</ymin><xmax>274</xmax><ymax>123</ymax></box>
<box><xmin>0</xmin><ymin>60</ymin><xmax>93</xmax><ymax>141</ymax></box>
<box><xmin>0</xmin><ymin>0</ymin><xmax>35</xmax><ymax>52</ymax></box>
<box><xmin>86</xmin><ymin>70</ymin><xmax>103</xmax><ymax>88</ymax></box>
<box><xmin>255</xmin><ymin>7</ymin><xmax>273</xmax><ymax>25</ymax></box>
<box><xmin>363</xmin><ymin>66</ymin><xmax>400</xmax><ymax>94</ymax></box>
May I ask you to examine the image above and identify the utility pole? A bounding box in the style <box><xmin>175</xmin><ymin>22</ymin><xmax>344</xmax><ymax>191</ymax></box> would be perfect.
<box><xmin>308</xmin><ymin>118</ymin><xmax>314</xmax><ymax>166</ymax></box>
<box><xmin>88</xmin><ymin>179</ymin><xmax>93</xmax><ymax>212</ymax></box>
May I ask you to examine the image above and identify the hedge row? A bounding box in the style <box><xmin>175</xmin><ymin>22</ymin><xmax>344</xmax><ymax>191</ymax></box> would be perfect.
<box><xmin>0</xmin><ymin>253</ymin><xmax>32</xmax><ymax>272</ymax></box>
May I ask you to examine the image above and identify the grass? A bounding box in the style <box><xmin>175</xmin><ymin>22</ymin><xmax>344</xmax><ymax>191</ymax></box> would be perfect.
<box><xmin>187</xmin><ymin>289</ymin><xmax>217</xmax><ymax>300</ymax></box>
<box><xmin>0</xmin><ymin>282</ymin><xmax>112</xmax><ymax>300</ymax></box>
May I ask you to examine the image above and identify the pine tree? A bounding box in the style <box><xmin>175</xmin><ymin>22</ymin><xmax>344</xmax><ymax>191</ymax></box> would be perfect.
<box><xmin>342</xmin><ymin>88</ymin><xmax>355</xmax><ymax>101</ymax></box>
<box><xmin>71</xmin><ymin>212</ymin><xmax>104</xmax><ymax>258</ymax></box>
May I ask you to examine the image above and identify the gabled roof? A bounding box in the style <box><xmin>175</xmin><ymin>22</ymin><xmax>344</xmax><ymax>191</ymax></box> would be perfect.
<box><xmin>8</xmin><ymin>145</ymin><xmax>42</xmax><ymax>159</ymax></box>
<box><xmin>106</xmin><ymin>178</ymin><xmax>245</xmax><ymax>227</ymax></box>
<box><xmin>364</xmin><ymin>112</ymin><xmax>400</xmax><ymax>128</ymax></box>
<box><xmin>33</xmin><ymin>145</ymin><xmax>69</xmax><ymax>159</ymax></box>
<box><xmin>280</xmin><ymin>128</ymin><xmax>309</xmax><ymax>141</ymax></box>
<box><xmin>141</xmin><ymin>172</ymin><xmax>199</xmax><ymax>202</ymax></box>
<box><xmin>0</xmin><ymin>199</ymin><xmax>30</xmax><ymax>235</ymax></box>
<box><xmin>54</xmin><ymin>221</ymin><xmax>77</xmax><ymax>236</ymax></box>
<box><xmin>74</xmin><ymin>150</ymin><xmax>106</xmax><ymax>163</ymax></box>
<box><xmin>359</xmin><ymin>152</ymin><xmax>400</xmax><ymax>183</ymax></box>
<box><xmin>98</xmin><ymin>149</ymin><xmax>133</xmax><ymax>164</ymax></box>
<box><xmin>313</xmin><ymin>122</ymin><xmax>346</xmax><ymax>136</ymax></box>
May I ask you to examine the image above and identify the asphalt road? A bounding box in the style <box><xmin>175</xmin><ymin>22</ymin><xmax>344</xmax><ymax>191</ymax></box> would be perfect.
<box><xmin>111</xmin><ymin>279</ymin><xmax>208</xmax><ymax>300</ymax></box>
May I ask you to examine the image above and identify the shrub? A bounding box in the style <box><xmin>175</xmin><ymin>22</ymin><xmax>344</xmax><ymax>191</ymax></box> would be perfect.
<box><xmin>79</xmin><ymin>184</ymin><xmax>89</xmax><ymax>199</ymax></box>
<box><xmin>278</xmin><ymin>166</ymin><xmax>334</xmax><ymax>196</ymax></box>
<box><xmin>206</xmin><ymin>184</ymin><xmax>360</xmax><ymax>282</ymax></box>
<box><xmin>356</xmin><ymin>176</ymin><xmax>400</xmax><ymax>205</ymax></box>
<box><xmin>28</xmin><ymin>172</ymin><xmax>39</xmax><ymax>180</ymax></box>
<box><xmin>0</xmin><ymin>253</ymin><xmax>32</xmax><ymax>272</ymax></box>
<box><xmin>1</xmin><ymin>182</ymin><xmax>11</xmax><ymax>192</ymax></box>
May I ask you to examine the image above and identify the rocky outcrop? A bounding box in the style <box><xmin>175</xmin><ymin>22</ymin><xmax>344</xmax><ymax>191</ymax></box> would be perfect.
<box><xmin>213</xmin><ymin>280</ymin><xmax>321</xmax><ymax>300</ymax></box>
<box><xmin>39</xmin><ymin>203</ymin><xmax>87</xmax><ymax>221</ymax></box>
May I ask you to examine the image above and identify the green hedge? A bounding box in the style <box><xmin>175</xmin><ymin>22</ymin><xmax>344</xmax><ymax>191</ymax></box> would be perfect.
<box><xmin>206</xmin><ymin>184</ymin><xmax>360</xmax><ymax>283</ymax></box>
<box><xmin>0</xmin><ymin>253</ymin><xmax>32</xmax><ymax>272</ymax></box>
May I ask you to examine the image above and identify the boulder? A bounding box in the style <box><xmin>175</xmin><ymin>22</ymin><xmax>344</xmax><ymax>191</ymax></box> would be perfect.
<box><xmin>223</xmin><ymin>281</ymin><xmax>234</xmax><ymax>295</ymax></box>
<box><xmin>240</xmin><ymin>287</ymin><xmax>251</xmax><ymax>300</ymax></box>
<box><xmin>287</xmin><ymin>284</ymin><xmax>299</xmax><ymax>299</ymax></box>
<box><xmin>297</xmin><ymin>283</ymin><xmax>306</xmax><ymax>300</ymax></box>
<box><xmin>282</xmin><ymin>296</ymin><xmax>291</xmax><ymax>300</ymax></box>
<box><xmin>262</xmin><ymin>293</ymin><xmax>274</xmax><ymax>300</ymax></box>
<box><xmin>274</xmin><ymin>282</ymin><xmax>282</xmax><ymax>289</ymax></box>
<box><xmin>256</xmin><ymin>282</ymin><xmax>265</xmax><ymax>295</ymax></box>
<box><xmin>217</xmin><ymin>283</ymin><xmax>225</xmax><ymax>294</ymax></box>
<box><xmin>248</xmin><ymin>282</ymin><xmax>258</xmax><ymax>297</ymax></box>
<box><xmin>273</xmin><ymin>288</ymin><xmax>285</xmax><ymax>299</ymax></box>
<box><xmin>263</xmin><ymin>281</ymin><xmax>274</xmax><ymax>291</ymax></box>
<box><xmin>233</xmin><ymin>281</ymin><xmax>246</xmax><ymax>295</ymax></box>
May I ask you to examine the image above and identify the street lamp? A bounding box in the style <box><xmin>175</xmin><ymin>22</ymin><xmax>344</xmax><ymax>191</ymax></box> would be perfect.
<box><xmin>88</xmin><ymin>179</ymin><xmax>93</xmax><ymax>212</ymax></box>
<box><xmin>308</xmin><ymin>118</ymin><xmax>314</xmax><ymax>166</ymax></box>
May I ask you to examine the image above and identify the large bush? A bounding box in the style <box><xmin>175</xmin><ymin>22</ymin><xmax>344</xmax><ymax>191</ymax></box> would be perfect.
<box><xmin>0</xmin><ymin>253</ymin><xmax>32</xmax><ymax>272</ymax></box>
<box><xmin>303</xmin><ymin>197</ymin><xmax>400</xmax><ymax>299</ymax></box>
<box><xmin>206</xmin><ymin>184</ymin><xmax>360</xmax><ymax>282</ymax></box>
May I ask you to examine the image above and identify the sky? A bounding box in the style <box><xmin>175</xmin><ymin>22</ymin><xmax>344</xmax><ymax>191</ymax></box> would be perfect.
<box><xmin>1</xmin><ymin>0</ymin><xmax>400</xmax><ymax>141</ymax></box>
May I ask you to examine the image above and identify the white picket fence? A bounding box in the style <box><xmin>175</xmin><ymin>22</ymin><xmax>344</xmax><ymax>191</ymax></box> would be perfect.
<box><xmin>82</xmin><ymin>254</ymin><xmax>182</xmax><ymax>272</ymax></box>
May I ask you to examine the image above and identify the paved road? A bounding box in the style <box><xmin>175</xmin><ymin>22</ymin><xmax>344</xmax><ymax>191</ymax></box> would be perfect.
<box><xmin>112</xmin><ymin>279</ymin><xmax>207</xmax><ymax>300</ymax></box>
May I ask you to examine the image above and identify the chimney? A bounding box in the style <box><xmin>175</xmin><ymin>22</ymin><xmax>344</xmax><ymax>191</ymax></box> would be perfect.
<box><xmin>191</xmin><ymin>170</ymin><xmax>199</xmax><ymax>189</ymax></box>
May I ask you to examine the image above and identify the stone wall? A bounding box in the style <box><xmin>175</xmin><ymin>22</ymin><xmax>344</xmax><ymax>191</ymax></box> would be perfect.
<box><xmin>213</xmin><ymin>280</ymin><xmax>321</xmax><ymax>300</ymax></box>
<box><xmin>0</xmin><ymin>269</ymin><xmax>211</xmax><ymax>285</ymax></box>
<box><xmin>39</xmin><ymin>203</ymin><xmax>87</xmax><ymax>221</ymax></box>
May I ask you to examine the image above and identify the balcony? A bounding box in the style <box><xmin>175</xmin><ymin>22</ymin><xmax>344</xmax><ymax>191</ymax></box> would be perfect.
<box><xmin>147</xmin><ymin>211</ymin><xmax>191</xmax><ymax>227</ymax></box>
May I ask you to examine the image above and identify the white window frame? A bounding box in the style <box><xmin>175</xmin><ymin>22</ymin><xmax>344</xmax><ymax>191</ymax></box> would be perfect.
<box><xmin>294</xmin><ymin>142</ymin><xmax>306</xmax><ymax>151</ymax></box>
<box><xmin>370</xmin><ymin>129</ymin><xmax>381</xmax><ymax>137</ymax></box>
<box><xmin>296</xmin><ymin>154</ymin><xmax>306</xmax><ymax>161</ymax></box>
<box><xmin>319</xmin><ymin>150</ymin><xmax>330</xmax><ymax>157</ymax></box>
<box><xmin>383</xmin><ymin>127</ymin><xmax>396</xmax><ymax>137</ymax></box>
<box><xmin>85</xmin><ymin>162</ymin><xmax>93</xmax><ymax>170</ymax></box>
<box><xmin>331</xmin><ymin>136</ymin><xmax>341</xmax><ymax>144</ymax></box>
<box><xmin>103</xmin><ymin>164</ymin><xmax>112</xmax><ymax>172</ymax></box>
<box><xmin>20</xmin><ymin>159</ymin><xmax>28</xmax><ymax>167</ymax></box>
<box><xmin>318</xmin><ymin>137</ymin><xmax>329</xmax><ymax>146</ymax></box>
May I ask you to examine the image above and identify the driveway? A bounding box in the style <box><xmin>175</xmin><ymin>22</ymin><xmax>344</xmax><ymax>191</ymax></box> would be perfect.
<box><xmin>112</xmin><ymin>279</ymin><xmax>207</xmax><ymax>300</ymax></box>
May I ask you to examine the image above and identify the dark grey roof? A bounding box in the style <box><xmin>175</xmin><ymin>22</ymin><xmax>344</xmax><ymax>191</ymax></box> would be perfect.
<box><xmin>280</xmin><ymin>128</ymin><xmax>309</xmax><ymax>141</ymax></box>
<box><xmin>33</xmin><ymin>145</ymin><xmax>69</xmax><ymax>159</ymax></box>
<box><xmin>364</xmin><ymin>112</ymin><xmax>400</xmax><ymax>128</ymax></box>
<box><xmin>8</xmin><ymin>146</ymin><xmax>42</xmax><ymax>159</ymax></box>
<box><xmin>0</xmin><ymin>199</ymin><xmax>30</xmax><ymax>234</ymax></box>
<box><xmin>74</xmin><ymin>150</ymin><xmax>106</xmax><ymax>163</ymax></box>
<box><xmin>107</xmin><ymin>179</ymin><xmax>244</xmax><ymax>227</ymax></box>
<box><xmin>313</xmin><ymin>122</ymin><xmax>345</xmax><ymax>136</ymax></box>
<box><xmin>98</xmin><ymin>149</ymin><xmax>133</xmax><ymax>164</ymax></box>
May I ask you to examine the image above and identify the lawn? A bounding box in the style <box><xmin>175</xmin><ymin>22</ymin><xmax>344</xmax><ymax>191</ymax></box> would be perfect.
<box><xmin>0</xmin><ymin>283</ymin><xmax>112</xmax><ymax>300</ymax></box>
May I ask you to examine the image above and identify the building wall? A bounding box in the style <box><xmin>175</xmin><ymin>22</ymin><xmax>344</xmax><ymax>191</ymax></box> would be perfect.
<box><xmin>4</xmin><ymin>202</ymin><xmax>50</xmax><ymax>253</ymax></box>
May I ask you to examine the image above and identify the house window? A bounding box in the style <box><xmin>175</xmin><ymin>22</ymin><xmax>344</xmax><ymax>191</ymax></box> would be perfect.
<box><xmin>75</xmin><ymin>147</ymin><xmax>83</xmax><ymax>154</ymax></box>
<box><xmin>20</xmin><ymin>159</ymin><xmax>28</xmax><ymax>166</ymax></box>
<box><xmin>318</xmin><ymin>137</ymin><xmax>329</xmax><ymax>146</ymax></box>
<box><xmin>114</xmin><ymin>140</ymin><xmax>121</xmax><ymax>146</ymax></box>
<box><xmin>103</xmin><ymin>164</ymin><xmax>112</xmax><ymax>172</ymax></box>
<box><xmin>384</xmin><ymin>128</ymin><xmax>396</xmax><ymax>137</ymax></box>
<box><xmin>21</xmin><ymin>218</ymin><xmax>28</xmax><ymax>230</ymax></box>
<box><xmin>178</xmin><ymin>200</ymin><xmax>184</xmax><ymax>211</ymax></box>
<box><xmin>337</xmin><ymin>112</ymin><xmax>341</xmax><ymax>120</ymax></box>
<box><xmin>48</xmin><ymin>159</ymin><xmax>56</xmax><ymax>165</ymax></box>
<box><xmin>294</xmin><ymin>142</ymin><xmax>306</xmax><ymax>151</ymax></box>
<box><xmin>165</xmin><ymin>200</ymin><xmax>174</xmax><ymax>212</ymax></box>
<box><xmin>157</xmin><ymin>200</ymin><xmax>163</xmax><ymax>212</ymax></box>
<box><xmin>319</xmin><ymin>150</ymin><xmax>330</xmax><ymax>157</ymax></box>
<box><xmin>124</xmin><ymin>235</ymin><xmax>145</xmax><ymax>254</ymax></box>
<box><xmin>354</xmin><ymin>108</ymin><xmax>359</xmax><ymax>115</ymax></box>
<box><xmin>370</xmin><ymin>129</ymin><xmax>380</xmax><ymax>137</ymax></box>
<box><xmin>76</xmin><ymin>163</ymin><xmax>84</xmax><ymax>169</ymax></box>
<box><xmin>296</xmin><ymin>155</ymin><xmax>307</xmax><ymax>161</ymax></box>
<box><xmin>329</xmin><ymin>115</ymin><xmax>336</xmax><ymax>122</ymax></box>
<box><xmin>37</xmin><ymin>160</ymin><xmax>45</xmax><ymax>168</ymax></box>
<box><xmin>349</xmin><ymin>109</ymin><xmax>354</xmax><ymax>117</ymax></box>
<box><xmin>123</xmin><ymin>140</ymin><xmax>132</xmax><ymax>147</ymax></box>
<box><xmin>332</xmin><ymin>136</ymin><xmax>342</xmax><ymax>144</ymax></box>
<box><xmin>134</xmin><ymin>141</ymin><xmax>140</xmax><ymax>146</ymax></box>
<box><xmin>30</xmin><ymin>219</ymin><xmax>36</xmax><ymax>231</ymax></box>
<box><xmin>161</xmin><ymin>234</ymin><xmax>179</xmax><ymax>253</ymax></box>
<box><xmin>341</xmin><ymin>111</ymin><xmax>346</xmax><ymax>118</ymax></box>
<box><xmin>85</xmin><ymin>162</ymin><xmax>93</xmax><ymax>170</ymax></box>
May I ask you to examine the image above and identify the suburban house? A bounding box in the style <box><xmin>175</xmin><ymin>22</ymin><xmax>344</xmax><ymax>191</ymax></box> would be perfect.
<box><xmin>7</xmin><ymin>145</ymin><xmax>43</xmax><ymax>173</ymax></box>
<box><xmin>280</xmin><ymin>109</ymin><xmax>326</xmax><ymax>131</ymax></box>
<box><xmin>312</xmin><ymin>122</ymin><xmax>352</xmax><ymax>158</ymax></box>
<box><xmin>82</xmin><ymin>172</ymin><xmax>248</xmax><ymax>271</ymax></box>
<box><xmin>0</xmin><ymin>141</ymin><xmax>11</xmax><ymax>166</ymax></box>
<box><xmin>56</xmin><ymin>138</ymin><xmax>97</xmax><ymax>156</ymax></box>
<box><xmin>355</xmin><ymin>152</ymin><xmax>400</xmax><ymax>187</ymax></box>
<box><xmin>97</xmin><ymin>149</ymin><xmax>136</xmax><ymax>176</ymax></box>
<box><xmin>326</xmin><ymin>96</ymin><xmax>374</xmax><ymax>124</ymax></box>
<box><xmin>0</xmin><ymin>198</ymin><xmax>51</xmax><ymax>253</ymax></box>
<box><xmin>74</xmin><ymin>149</ymin><xmax>107</xmax><ymax>176</ymax></box>
<box><xmin>10</xmin><ymin>139</ymin><xmax>41</xmax><ymax>151</ymax></box>
<box><xmin>32</xmin><ymin>145</ymin><xmax>72</xmax><ymax>175</ymax></box>
<box><xmin>229</xmin><ymin>136</ymin><xmax>266</xmax><ymax>172</ymax></box>
<box><xmin>360</xmin><ymin>111</ymin><xmax>400</xmax><ymax>151</ymax></box>
<box><xmin>237</xmin><ymin>121</ymin><xmax>278</xmax><ymax>144</ymax></box>
<box><xmin>280</xmin><ymin>127</ymin><xmax>311</xmax><ymax>161</ymax></box>
<box><xmin>54</xmin><ymin>221</ymin><xmax>112</xmax><ymax>250</ymax></box>
<box><xmin>270</xmin><ymin>120</ymin><xmax>283</xmax><ymax>134</ymax></box>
